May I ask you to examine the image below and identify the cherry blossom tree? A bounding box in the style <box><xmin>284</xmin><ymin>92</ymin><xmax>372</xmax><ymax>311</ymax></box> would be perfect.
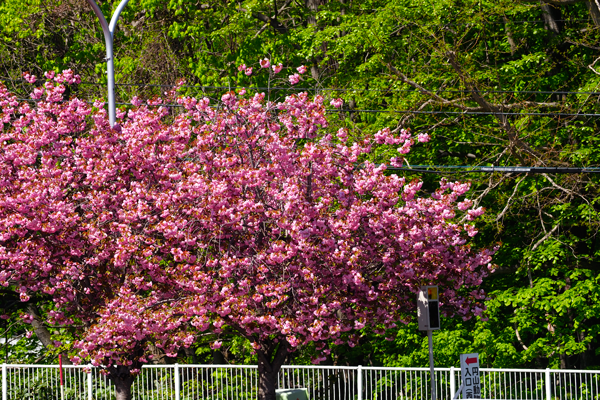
<box><xmin>0</xmin><ymin>68</ymin><xmax>493</xmax><ymax>400</ymax></box>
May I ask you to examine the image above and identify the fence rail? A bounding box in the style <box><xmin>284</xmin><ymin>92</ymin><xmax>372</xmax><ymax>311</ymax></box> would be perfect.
<box><xmin>2</xmin><ymin>363</ymin><xmax>599</xmax><ymax>400</ymax></box>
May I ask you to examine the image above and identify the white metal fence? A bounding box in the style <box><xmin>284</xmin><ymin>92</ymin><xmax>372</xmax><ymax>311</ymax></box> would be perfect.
<box><xmin>2</xmin><ymin>363</ymin><xmax>599</xmax><ymax>400</ymax></box>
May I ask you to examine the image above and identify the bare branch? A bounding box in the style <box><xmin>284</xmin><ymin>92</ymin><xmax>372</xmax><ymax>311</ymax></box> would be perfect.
<box><xmin>589</xmin><ymin>56</ymin><xmax>600</xmax><ymax>75</ymax></box>
<box><xmin>495</xmin><ymin>175</ymin><xmax>527</xmax><ymax>222</ymax></box>
<box><xmin>515</xmin><ymin>328</ymin><xmax>529</xmax><ymax>350</ymax></box>
<box><xmin>445</xmin><ymin>51</ymin><xmax>544</xmax><ymax>164</ymax></box>
<box><xmin>531</xmin><ymin>223</ymin><xmax>560</xmax><ymax>252</ymax></box>
<box><xmin>541</xmin><ymin>173</ymin><xmax>589</xmax><ymax>204</ymax></box>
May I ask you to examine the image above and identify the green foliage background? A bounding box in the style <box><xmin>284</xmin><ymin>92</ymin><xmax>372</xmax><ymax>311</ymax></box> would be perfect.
<box><xmin>2</xmin><ymin>0</ymin><xmax>600</xmax><ymax>370</ymax></box>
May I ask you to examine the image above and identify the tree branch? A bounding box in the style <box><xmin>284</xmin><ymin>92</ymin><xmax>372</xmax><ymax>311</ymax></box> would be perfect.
<box><xmin>531</xmin><ymin>223</ymin><xmax>560</xmax><ymax>251</ymax></box>
<box><xmin>446</xmin><ymin>51</ymin><xmax>544</xmax><ymax>164</ymax></box>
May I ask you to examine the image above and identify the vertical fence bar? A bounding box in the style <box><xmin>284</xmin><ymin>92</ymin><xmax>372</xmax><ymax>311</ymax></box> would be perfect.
<box><xmin>174</xmin><ymin>363</ymin><xmax>180</xmax><ymax>400</ymax></box>
<box><xmin>357</xmin><ymin>365</ymin><xmax>362</xmax><ymax>400</ymax></box>
<box><xmin>1</xmin><ymin>364</ymin><xmax>6</xmax><ymax>400</ymax></box>
<box><xmin>88</xmin><ymin>365</ymin><xmax>93</xmax><ymax>400</ymax></box>
<box><xmin>450</xmin><ymin>367</ymin><xmax>455</xmax><ymax>399</ymax></box>
<box><xmin>545</xmin><ymin>369</ymin><xmax>551</xmax><ymax>400</ymax></box>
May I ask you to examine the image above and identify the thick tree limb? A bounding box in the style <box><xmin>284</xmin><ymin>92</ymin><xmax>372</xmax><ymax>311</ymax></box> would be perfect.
<box><xmin>445</xmin><ymin>51</ymin><xmax>543</xmax><ymax>164</ymax></box>
<box><xmin>26</xmin><ymin>304</ymin><xmax>72</xmax><ymax>364</ymax></box>
<box><xmin>242</xmin><ymin>0</ymin><xmax>294</xmax><ymax>35</ymax></box>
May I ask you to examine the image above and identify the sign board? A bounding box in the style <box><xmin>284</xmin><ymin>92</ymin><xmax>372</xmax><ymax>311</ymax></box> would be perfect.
<box><xmin>417</xmin><ymin>286</ymin><xmax>440</xmax><ymax>330</ymax></box>
<box><xmin>460</xmin><ymin>353</ymin><xmax>481</xmax><ymax>399</ymax></box>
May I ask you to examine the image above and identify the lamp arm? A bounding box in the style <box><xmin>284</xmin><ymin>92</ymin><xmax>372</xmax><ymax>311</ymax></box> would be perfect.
<box><xmin>83</xmin><ymin>0</ymin><xmax>131</xmax><ymax>127</ymax></box>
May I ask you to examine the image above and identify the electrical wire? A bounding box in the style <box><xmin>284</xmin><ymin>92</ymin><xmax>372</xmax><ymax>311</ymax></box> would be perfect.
<box><xmin>387</xmin><ymin>165</ymin><xmax>600</xmax><ymax>174</ymax></box>
<box><xmin>7</xmin><ymin>98</ymin><xmax>599</xmax><ymax>175</ymax></box>
<box><xmin>4</xmin><ymin>78</ymin><xmax>600</xmax><ymax>95</ymax></box>
<box><xmin>13</xmin><ymin>98</ymin><xmax>600</xmax><ymax>117</ymax></box>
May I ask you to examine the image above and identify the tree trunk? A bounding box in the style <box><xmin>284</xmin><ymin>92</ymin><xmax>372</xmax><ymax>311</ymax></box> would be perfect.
<box><xmin>305</xmin><ymin>0</ymin><xmax>321</xmax><ymax>80</ymax></box>
<box><xmin>540</xmin><ymin>1</ymin><xmax>562</xmax><ymax>33</ymax></box>
<box><xmin>502</xmin><ymin>16</ymin><xmax>518</xmax><ymax>55</ymax></box>
<box><xmin>108</xmin><ymin>366</ymin><xmax>136</xmax><ymax>400</ymax></box>
<box><xmin>257</xmin><ymin>341</ymin><xmax>290</xmax><ymax>400</ymax></box>
<box><xmin>258</xmin><ymin>362</ymin><xmax>280</xmax><ymax>400</ymax></box>
<box><xmin>26</xmin><ymin>304</ymin><xmax>72</xmax><ymax>364</ymax></box>
<box><xmin>587</xmin><ymin>1</ymin><xmax>600</xmax><ymax>26</ymax></box>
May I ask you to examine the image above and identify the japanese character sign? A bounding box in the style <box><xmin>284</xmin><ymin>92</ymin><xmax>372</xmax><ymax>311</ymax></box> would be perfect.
<box><xmin>460</xmin><ymin>353</ymin><xmax>481</xmax><ymax>399</ymax></box>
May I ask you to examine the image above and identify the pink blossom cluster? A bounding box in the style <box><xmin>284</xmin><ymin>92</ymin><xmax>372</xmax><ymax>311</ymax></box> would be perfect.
<box><xmin>0</xmin><ymin>70</ymin><xmax>493</xmax><ymax>369</ymax></box>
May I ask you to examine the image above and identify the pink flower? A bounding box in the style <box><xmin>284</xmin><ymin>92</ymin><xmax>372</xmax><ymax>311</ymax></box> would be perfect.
<box><xmin>260</xmin><ymin>58</ymin><xmax>271</xmax><ymax>68</ymax></box>
<box><xmin>289</xmin><ymin>73</ymin><xmax>300</xmax><ymax>85</ymax></box>
<box><xmin>210</xmin><ymin>340</ymin><xmax>223</xmax><ymax>350</ymax></box>
<box><xmin>245</xmin><ymin>67</ymin><xmax>253</xmax><ymax>76</ymax></box>
<box><xmin>417</xmin><ymin>133</ymin><xmax>430</xmax><ymax>143</ymax></box>
<box><xmin>23</xmin><ymin>72</ymin><xmax>36</xmax><ymax>84</ymax></box>
<box><xmin>31</xmin><ymin>88</ymin><xmax>44</xmax><ymax>100</ymax></box>
<box><xmin>330</xmin><ymin>98</ymin><xmax>343</xmax><ymax>108</ymax></box>
<box><xmin>458</xmin><ymin>199</ymin><xmax>473</xmax><ymax>211</ymax></box>
<box><xmin>238</xmin><ymin>64</ymin><xmax>247</xmax><ymax>72</ymax></box>
<box><xmin>272</xmin><ymin>63</ymin><xmax>283</xmax><ymax>74</ymax></box>
<box><xmin>297</xmin><ymin>65</ymin><xmax>308</xmax><ymax>74</ymax></box>
<box><xmin>131</xmin><ymin>96</ymin><xmax>143</xmax><ymax>107</ymax></box>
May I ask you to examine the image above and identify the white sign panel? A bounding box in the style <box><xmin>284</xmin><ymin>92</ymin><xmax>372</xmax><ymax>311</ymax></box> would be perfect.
<box><xmin>460</xmin><ymin>353</ymin><xmax>481</xmax><ymax>399</ymax></box>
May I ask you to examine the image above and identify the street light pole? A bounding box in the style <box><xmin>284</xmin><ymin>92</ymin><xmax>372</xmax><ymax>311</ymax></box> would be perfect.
<box><xmin>83</xmin><ymin>0</ymin><xmax>132</xmax><ymax>127</ymax></box>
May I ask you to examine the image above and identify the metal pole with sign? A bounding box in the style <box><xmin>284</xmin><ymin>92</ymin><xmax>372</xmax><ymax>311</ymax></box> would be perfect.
<box><xmin>418</xmin><ymin>286</ymin><xmax>440</xmax><ymax>400</ymax></box>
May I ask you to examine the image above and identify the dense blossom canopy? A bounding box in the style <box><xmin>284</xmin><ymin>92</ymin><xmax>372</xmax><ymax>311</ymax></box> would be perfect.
<box><xmin>0</xmin><ymin>70</ymin><xmax>493</xmax><ymax>370</ymax></box>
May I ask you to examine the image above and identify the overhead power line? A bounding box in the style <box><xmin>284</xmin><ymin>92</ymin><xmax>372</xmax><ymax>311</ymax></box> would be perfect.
<box><xmin>6</xmin><ymin>97</ymin><xmax>599</xmax><ymax>174</ymax></box>
<box><xmin>4</xmin><ymin>77</ymin><xmax>600</xmax><ymax>96</ymax></box>
<box><xmin>327</xmin><ymin>109</ymin><xmax>600</xmax><ymax>117</ymax></box>
<box><xmin>13</xmin><ymin>98</ymin><xmax>600</xmax><ymax>117</ymax></box>
<box><xmin>388</xmin><ymin>165</ymin><xmax>600</xmax><ymax>174</ymax></box>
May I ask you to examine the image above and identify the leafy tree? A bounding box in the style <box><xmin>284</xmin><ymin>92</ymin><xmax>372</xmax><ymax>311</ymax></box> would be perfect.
<box><xmin>0</xmin><ymin>66</ymin><xmax>492</xmax><ymax>399</ymax></box>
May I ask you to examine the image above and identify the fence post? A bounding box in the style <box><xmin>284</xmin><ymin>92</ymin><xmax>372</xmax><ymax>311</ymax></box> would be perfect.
<box><xmin>545</xmin><ymin>368</ymin><xmax>551</xmax><ymax>400</ymax></box>
<box><xmin>2</xmin><ymin>363</ymin><xmax>6</xmax><ymax>400</ymax></box>
<box><xmin>450</xmin><ymin>367</ymin><xmax>455</xmax><ymax>398</ymax></box>
<box><xmin>357</xmin><ymin>365</ymin><xmax>362</xmax><ymax>400</ymax></box>
<box><xmin>87</xmin><ymin>364</ymin><xmax>93</xmax><ymax>400</ymax></box>
<box><xmin>175</xmin><ymin>363</ymin><xmax>180</xmax><ymax>400</ymax></box>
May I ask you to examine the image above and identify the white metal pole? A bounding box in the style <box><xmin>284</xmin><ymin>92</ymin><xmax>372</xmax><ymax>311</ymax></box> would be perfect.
<box><xmin>83</xmin><ymin>0</ymin><xmax>131</xmax><ymax>127</ymax></box>
<box><xmin>450</xmin><ymin>366</ymin><xmax>455</xmax><ymax>399</ymax></box>
<box><xmin>357</xmin><ymin>365</ymin><xmax>362</xmax><ymax>400</ymax></box>
<box><xmin>1</xmin><ymin>363</ymin><xmax>6</xmax><ymax>400</ymax></box>
<box><xmin>428</xmin><ymin>330</ymin><xmax>436</xmax><ymax>400</ymax></box>
<box><xmin>545</xmin><ymin>368</ymin><xmax>551</xmax><ymax>400</ymax></box>
<box><xmin>174</xmin><ymin>363</ymin><xmax>180</xmax><ymax>400</ymax></box>
<box><xmin>88</xmin><ymin>364</ymin><xmax>93</xmax><ymax>400</ymax></box>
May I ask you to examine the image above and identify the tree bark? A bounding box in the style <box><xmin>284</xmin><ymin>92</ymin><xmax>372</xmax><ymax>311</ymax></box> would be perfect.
<box><xmin>503</xmin><ymin>16</ymin><xmax>518</xmax><ymax>55</ymax></box>
<box><xmin>587</xmin><ymin>1</ymin><xmax>600</xmax><ymax>25</ymax></box>
<box><xmin>305</xmin><ymin>0</ymin><xmax>320</xmax><ymax>80</ymax></box>
<box><xmin>108</xmin><ymin>365</ymin><xmax>136</xmax><ymax>400</ymax></box>
<box><xmin>540</xmin><ymin>1</ymin><xmax>562</xmax><ymax>33</ymax></box>
<box><xmin>257</xmin><ymin>340</ymin><xmax>290</xmax><ymax>400</ymax></box>
<box><xmin>26</xmin><ymin>304</ymin><xmax>72</xmax><ymax>364</ymax></box>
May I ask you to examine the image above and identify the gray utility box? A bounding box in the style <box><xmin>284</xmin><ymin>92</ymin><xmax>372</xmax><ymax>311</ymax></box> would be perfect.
<box><xmin>276</xmin><ymin>388</ymin><xmax>309</xmax><ymax>400</ymax></box>
<box><xmin>417</xmin><ymin>285</ymin><xmax>440</xmax><ymax>330</ymax></box>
